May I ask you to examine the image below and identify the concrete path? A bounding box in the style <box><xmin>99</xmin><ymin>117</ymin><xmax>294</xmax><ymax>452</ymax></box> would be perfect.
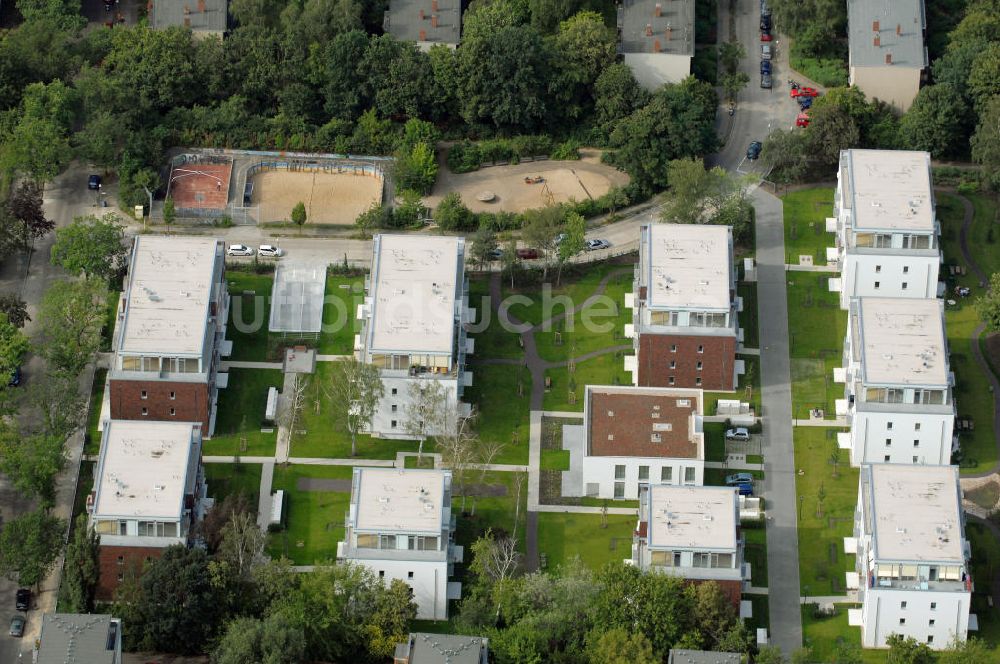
<box><xmin>801</xmin><ymin>594</ymin><xmax>857</xmax><ymax>605</ymax></box>
<box><xmin>792</xmin><ymin>418</ymin><xmax>847</xmax><ymax>427</ymax></box>
<box><xmin>257</xmin><ymin>461</ymin><xmax>275</xmax><ymax>532</ymax></box>
<box><xmin>316</xmin><ymin>354</ymin><xmax>352</xmax><ymax>362</ymax></box>
<box><xmin>221</xmin><ymin>360</ymin><xmax>284</xmax><ymax>370</ymax></box>
<box><xmin>785</xmin><ymin>264</ymin><xmax>839</xmax><ymax>273</ymax></box>
<box><xmin>274</xmin><ymin>372</ymin><xmax>298</xmax><ymax>463</ymax></box>
<box><xmin>753</xmin><ymin>187</ymin><xmax>804</xmax><ymax>651</ymax></box>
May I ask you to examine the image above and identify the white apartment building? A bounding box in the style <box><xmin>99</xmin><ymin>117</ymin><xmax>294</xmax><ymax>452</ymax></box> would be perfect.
<box><xmin>89</xmin><ymin>420</ymin><xmax>209</xmax><ymax>598</ymax></box>
<box><xmin>562</xmin><ymin>385</ymin><xmax>704</xmax><ymax>500</ymax></box>
<box><xmin>833</xmin><ymin>150</ymin><xmax>940</xmax><ymax>309</ymax></box>
<box><xmin>839</xmin><ymin>298</ymin><xmax>954</xmax><ymax>466</ymax></box>
<box><xmin>357</xmin><ymin>235</ymin><xmax>473</xmax><ymax>439</ymax></box>
<box><xmin>338</xmin><ymin>468</ymin><xmax>461</xmax><ymax>620</ymax></box>
<box><xmin>848</xmin><ymin>464</ymin><xmax>972</xmax><ymax>649</ymax></box>
<box><xmin>632</xmin><ymin>484</ymin><xmax>747</xmax><ymax>607</ymax></box>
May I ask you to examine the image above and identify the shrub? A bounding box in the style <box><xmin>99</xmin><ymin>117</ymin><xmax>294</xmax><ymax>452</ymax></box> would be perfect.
<box><xmin>550</xmin><ymin>139</ymin><xmax>581</xmax><ymax>161</ymax></box>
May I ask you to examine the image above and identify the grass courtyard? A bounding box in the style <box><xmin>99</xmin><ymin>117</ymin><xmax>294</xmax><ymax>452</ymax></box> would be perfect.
<box><xmin>794</xmin><ymin>427</ymin><xmax>857</xmax><ymax>598</ymax></box>
<box><xmin>504</xmin><ymin>261</ymin><xmax>635</xmax><ymax>328</ymax></box>
<box><xmin>317</xmin><ymin>274</ymin><xmax>365</xmax><ymax>355</ymax></box>
<box><xmin>783</xmin><ymin>187</ymin><xmax>836</xmax><ymax>266</ymax></box>
<box><xmin>85</xmin><ymin>369</ymin><xmax>108</xmax><ymax>456</ymax></box>
<box><xmin>542</xmin><ymin>352</ymin><xmax>632</xmax><ymax>412</ymax></box>
<box><xmin>204</xmin><ymin>462</ymin><xmax>263</xmax><ymax>512</ymax></box>
<box><xmin>464</xmin><ymin>363</ymin><xmax>532</xmax><ymax>465</ymax></box>
<box><xmin>205</xmin><ymin>368</ymin><xmax>281</xmax><ymax>457</ymax></box>
<box><xmin>536</xmin><ymin>512</ymin><xmax>637</xmax><ymax>571</ymax></box>
<box><xmin>226</xmin><ymin>271</ymin><xmax>274</xmax><ymax>361</ymax></box>
<box><xmin>469</xmin><ymin>276</ymin><xmax>523</xmax><ymax>361</ymax></box>
<box><xmin>786</xmin><ymin>272</ymin><xmax>847</xmax><ymax>419</ymax></box>
<box><xmin>267</xmin><ymin>464</ymin><xmax>354</xmax><ymax>564</ymax></box>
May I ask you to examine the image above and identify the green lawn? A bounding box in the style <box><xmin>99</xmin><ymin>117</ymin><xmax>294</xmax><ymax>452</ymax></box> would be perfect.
<box><xmin>85</xmin><ymin>369</ymin><xmax>108</xmax><ymax>456</ymax></box>
<box><xmin>704</xmin><ymin>422</ymin><xmax>726</xmax><ymax>462</ymax></box>
<box><xmin>540</xmin><ymin>448</ymin><xmax>570</xmax><ymax>471</ymax></box>
<box><xmin>744</xmin><ymin>523</ymin><xmax>768</xmax><ymax>585</ymax></box>
<box><xmin>317</xmin><ymin>275</ymin><xmax>365</xmax><ymax>355</ymax></box>
<box><xmin>227</xmin><ymin>271</ymin><xmax>274</xmax><ymax>361</ymax></box>
<box><xmin>965</xmin><ymin>522</ymin><xmax>1000</xmax><ymax>657</ymax></box>
<box><xmin>267</xmin><ymin>464</ymin><xmax>354</xmax><ymax>564</ymax></box>
<box><xmin>469</xmin><ymin>276</ymin><xmax>523</xmax><ymax>361</ymax></box>
<box><xmin>783</xmin><ymin>187</ymin><xmax>836</xmax><ymax>266</ymax></box>
<box><xmin>738</xmin><ymin>282</ymin><xmax>759</xmax><ymax>349</ymax></box>
<box><xmin>704</xmin><ymin>355</ymin><xmax>762</xmax><ymax>415</ymax></box>
<box><xmin>800</xmin><ymin>605</ymin><xmax>885</xmax><ymax>664</ymax></box>
<box><xmin>99</xmin><ymin>291</ymin><xmax>120</xmax><ymax>352</ymax></box>
<box><xmin>453</xmin><ymin>470</ymin><xmax>529</xmax><ymax>554</ymax></box>
<box><xmin>787</xmin><ymin>272</ymin><xmax>847</xmax><ymax>419</ymax></box>
<box><xmin>536</xmin><ymin>513</ymin><xmax>636</xmax><ymax>571</ymax></box>
<box><xmin>794</xmin><ymin>427</ymin><xmax>857</xmax><ymax>598</ymax></box>
<box><xmin>542</xmin><ymin>352</ymin><xmax>632</xmax><ymax>412</ymax></box>
<box><xmin>533</xmin><ymin>272</ymin><xmax>632</xmax><ymax>364</ymax></box>
<box><xmin>745</xmin><ymin>595</ymin><xmax>769</xmax><ymax>633</ymax></box>
<box><xmin>465</xmin><ymin>363</ymin><xmax>531</xmax><ymax>465</ymax></box>
<box><xmin>504</xmin><ymin>262</ymin><xmax>635</xmax><ymax>327</ymax></box>
<box><xmin>72</xmin><ymin>460</ymin><xmax>95</xmax><ymax>524</ymax></box>
<box><xmin>204</xmin><ymin>462</ymin><xmax>263</xmax><ymax>512</ymax></box>
<box><xmin>206</xmin><ymin>368</ymin><xmax>282</xmax><ymax>457</ymax></box>
<box><xmin>951</xmin><ymin>193</ymin><xmax>1000</xmax><ymax>278</ymax></box>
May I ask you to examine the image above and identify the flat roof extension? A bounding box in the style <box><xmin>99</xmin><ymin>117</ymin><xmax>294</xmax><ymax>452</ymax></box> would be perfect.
<box><xmin>587</xmin><ymin>386</ymin><xmax>702</xmax><ymax>459</ymax></box>
<box><xmin>353</xmin><ymin>467</ymin><xmax>449</xmax><ymax>534</ymax></box>
<box><xmin>849</xmin><ymin>0</ymin><xmax>927</xmax><ymax>69</ymax></box>
<box><xmin>37</xmin><ymin>614</ymin><xmax>119</xmax><ymax>664</ymax></box>
<box><xmin>385</xmin><ymin>0</ymin><xmax>461</xmax><ymax>45</ymax></box>
<box><xmin>644</xmin><ymin>224</ymin><xmax>732</xmax><ymax>311</ymax></box>
<box><xmin>842</xmin><ymin>149</ymin><xmax>934</xmax><ymax>233</ymax></box>
<box><xmin>857</xmin><ymin>298</ymin><xmax>947</xmax><ymax>386</ymax></box>
<box><xmin>646</xmin><ymin>485</ymin><xmax>737</xmax><ymax>551</ymax></box>
<box><xmin>119</xmin><ymin>236</ymin><xmax>221</xmax><ymax>356</ymax></box>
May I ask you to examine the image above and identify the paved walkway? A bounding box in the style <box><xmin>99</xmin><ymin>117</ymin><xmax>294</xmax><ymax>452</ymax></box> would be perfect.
<box><xmin>792</xmin><ymin>418</ymin><xmax>847</xmax><ymax>427</ymax></box>
<box><xmin>785</xmin><ymin>264</ymin><xmax>839</xmax><ymax>273</ymax></box>
<box><xmin>801</xmin><ymin>594</ymin><xmax>856</xmax><ymax>605</ymax></box>
<box><xmin>953</xmin><ymin>192</ymin><xmax>1000</xmax><ymax>478</ymax></box>
<box><xmin>221</xmin><ymin>360</ymin><xmax>284</xmax><ymax>370</ymax></box>
<box><xmin>754</xmin><ymin>187</ymin><xmax>803</xmax><ymax>651</ymax></box>
<box><xmin>257</xmin><ymin>461</ymin><xmax>275</xmax><ymax>532</ymax></box>
<box><xmin>274</xmin><ymin>372</ymin><xmax>297</xmax><ymax>463</ymax></box>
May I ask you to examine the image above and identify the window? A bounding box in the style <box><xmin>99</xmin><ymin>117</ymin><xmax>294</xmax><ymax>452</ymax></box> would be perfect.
<box><xmin>874</xmin><ymin>281</ymin><xmax>881</xmax><ymax>289</ymax></box>
<box><xmin>884</xmin><ymin>455</ymin><xmax>891</xmax><ymax>462</ymax></box>
<box><xmin>930</xmin><ymin>602</ymin><xmax>937</xmax><ymax>610</ymax></box>
<box><xmin>638</xmin><ymin>466</ymin><xmax>649</xmax><ymax>481</ymax></box>
<box><xmin>696</xmin><ymin>361</ymin><xmax>703</xmax><ymax>370</ymax></box>
<box><xmin>379</xmin><ymin>535</ymin><xmax>396</xmax><ymax>549</ymax></box>
<box><xmin>886</xmin><ymin>439</ymin><xmax>892</xmax><ymax>447</ymax></box>
<box><xmin>902</xmin><ymin>282</ymin><xmax>908</xmax><ymax>290</ymax></box>
<box><xmin>669</xmin><ymin>360</ymin><xmax>676</xmax><ymax>369</ymax></box>
<box><xmin>379</xmin><ymin>571</ymin><xmax>384</xmax><ymax>578</ymax></box>
<box><xmin>684</xmin><ymin>467</ymin><xmax>696</xmax><ymax>483</ymax></box>
<box><xmin>614</xmin><ymin>465</ymin><xmax>625</xmax><ymax>480</ymax></box>
<box><xmin>899</xmin><ymin>618</ymin><xmax>906</xmax><ymax>625</ymax></box>
<box><xmin>407</xmin><ymin>571</ymin><xmax>414</xmax><ymax>579</ymax></box>
<box><xmin>141</xmin><ymin>390</ymin><xmax>148</xmax><ymax>400</ymax></box>
<box><xmin>927</xmin><ymin>636</ymin><xmax>934</xmax><ymax>644</ymax></box>
<box><xmin>913</xmin><ymin>440</ymin><xmax>919</xmax><ymax>447</ymax></box>
<box><xmin>929</xmin><ymin>619</ymin><xmax>935</xmax><ymax>627</ymax></box>
<box><xmin>651</xmin><ymin>433</ymin><xmax>661</xmax><ymax>443</ymax></box>
<box><xmin>887</xmin><ymin>422</ymin><xmax>893</xmax><ymax>430</ymax></box>
<box><xmin>669</xmin><ymin>376</ymin><xmax>675</xmax><ymax>385</ymax></box>
<box><xmin>692</xmin><ymin>552</ymin><xmax>711</xmax><ymax>568</ymax></box>
<box><xmin>697</xmin><ymin>345</ymin><xmax>704</xmax><ymax>353</ymax></box>
<box><xmin>913</xmin><ymin>456</ymin><xmax>919</xmax><ymax>463</ymax></box>
<box><xmin>169</xmin><ymin>408</ymin><xmax>175</xmax><ymax>416</ymax></box>
<box><xmin>391</xmin><ymin>388</ymin><xmax>397</xmax><ymax>395</ymax></box>
<box><xmin>169</xmin><ymin>391</ymin><xmax>175</xmax><ymax>400</ymax></box>
<box><xmin>614</xmin><ymin>482</ymin><xmax>625</xmax><ymax>499</ymax></box>
<box><xmin>391</xmin><ymin>420</ymin><xmax>397</xmax><ymax>428</ymax></box>
<box><xmin>661</xmin><ymin>466</ymin><xmax>673</xmax><ymax>482</ymax></box>
<box><xmin>695</xmin><ymin>377</ymin><xmax>702</xmax><ymax>386</ymax></box>
<box><xmin>117</xmin><ymin>572</ymin><xmax>124</xmax><ymax>582</ymax></box>
<box><xmin>141</xmin><ymin>408</ymin><xmax>148</xmax><ymax>416</ymax></box>
<box><xmin>607</xmin><ymin>434</ymin><xmax>614</xmax><ymax>441</ymax></box>
<box><xmin>901</xmin><ymin>601</ymin><xmax>907</xmax><ymax>609</ymax></box>
<box><xmin>117</xmin><ymin>556</ymin><xmax>124</xmax><ymax>566</ymax></box>
<box><xmin>674</xmin><ymin>552</ymin><xmax>682</xmax><ymax>567</ymax></box>
<box><xmin>391</xmin><ymin>404</ymin><xmax>397</xmax><ymax>413</ymax></box>
<box><xmin>875</xmin><ymin>265</ymin><xmax>882</xmax><ymax>273</ymax></box>
<box><xmin>914</xmin><ymin>423</ymin><xmax>921</xmax><ymax>431</ymax></box>
<box><xmin>670</xmin><ymin>344</ymin><xmax>677</xmax><ymax>352</ymax></box>
<box><xmin>903</xmin><ymin>266</ymin><xmax>909</xmax><ymax>274</ymax></box>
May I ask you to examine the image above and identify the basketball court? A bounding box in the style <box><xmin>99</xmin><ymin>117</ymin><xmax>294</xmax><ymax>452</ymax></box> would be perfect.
<box><xmin>168</xmin><ymin>163</ymin><xmax>232</xmax><ymax>211</ymax></box>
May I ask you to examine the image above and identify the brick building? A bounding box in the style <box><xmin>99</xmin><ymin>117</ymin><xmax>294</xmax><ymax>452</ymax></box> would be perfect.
<box><xmin>626</xmin><ymin>224</ymin><xmax>739</xmax><ymax>391</ymax></box>
<box><xmin>88</xmin><ymin>420</ymin><xmax>209</xmax><ymax>599</ymax></box>
<box><xmin>108</xmin><ymin>236</ymin><xmax>230</xmax><ymax>435</ymax></box>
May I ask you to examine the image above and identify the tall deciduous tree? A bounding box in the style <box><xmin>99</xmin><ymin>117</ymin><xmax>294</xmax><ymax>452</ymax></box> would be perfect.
<box><xmin>972</xmin><ymin>94</ymin><xmax>1000</xmax><ymax>191</ymax></box>
<box><xmin>404</xmin><ymin>378</ymin><xmax>448</xmax><ymax>459</ymax></box>
<box><xmin>50</xmin><ymin>213</ymin><xmax>127</xmax><ymax>282</ymax></box>
<box><xmin>898</xmin><ymin>84</ymin><xmax>968</xmax><ymax>159</ymax></box>
<box><xmin>0</xmin><ymin>294</ymin><xmax>29</xmax><ymax>329</ymax></box>
<box><xmin>0</xmin><ymin>430</ymin><xmax>67</xmax><ymax>504</ymax></box>
<box><xmin>557</xmin><ymin>211</ymin><xmax>586</xmax><ymax>284</ymax></box>
<box><xmin>522</xmin><ymin>204</ymin><xmax>564</xmax><ymax>280</ymax></box>
<box><xmin>0</xmin><ymin>508</ymin><xmax>65</xmax><ymax>586</ymax></box>
<box><xmin>585</xmin><ymin>627</ymin><xmax>659</xmax><ymax>664</ymax></box>
<box><xmin>7</xmin><ymin>180</ymin><xmax>55</xmax><ymax>250</ymax></box>
<box><xmin>0</xmin><ymin>315</ymin><xmax>29</xmax><ymax>380</ymax></box>
<box><xmin>212</xmin><ymin>613</ymin><xmax>307</xmax><ymax>664</ymax></box>
<box><xmin>58</xmin><ymin>514</ymin><xmax>100</xmax><ymax>613</ymax></box>
<box><xmin>324</xmin><ymin>358</ymin><xmax>384</xmax><ymax>456</ymax></box>
<box><xmin>35</xmin><ymin>278</ymin><xmax>108</xmax><ymax>376</ymax></box>
<box><xmin>975</xmin><ymin>273</ymin><xmax>1000</xmax><ymax>332</ymax></box>
<box><xmin>886</xmin><ymin>634</ymin><xmax>935</xmax><ymax>664</ymax></box>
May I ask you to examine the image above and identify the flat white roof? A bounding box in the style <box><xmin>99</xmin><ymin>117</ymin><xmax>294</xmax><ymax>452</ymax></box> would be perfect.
<box><xmin>645</xmin><ymin>224</ymin><xmax>731</xmax><ymax>310</ymax></box>
<box><xmin>858</xmin><ymin>298</ymin><xmax>947</xmax><ymax>386</ymax></box>
<box><xmin>647</xmin><ymin>485</ymin><xmax>737</xmax><ymax>551</ymax></box>
<box><xmin>120</xmin><ymin>236</ymin><xmax>220</xmax><ymax>356</ymax></box>
<box><xmin>867</xmin><ymin>464</ymin><xmax>963</xmax><ymax>563</ymax></box>
<box><xmin>843</xmin><ymin>150</ymin><xmax>934</xmax><ymax>232</ymax></box>
<box><xmin>353</xmin><ymin>468</ymin><xmax>448</xmax><ymax>534</ymax></box>
<box><xmin>93</xmin><ymin>420</ymin><xmax>198</xmax><ymax>520</ymax></box>
<box><xmin>368</xmin><ymin>235</ymin><xmax>463</xmax><ymax>354</ymax></box>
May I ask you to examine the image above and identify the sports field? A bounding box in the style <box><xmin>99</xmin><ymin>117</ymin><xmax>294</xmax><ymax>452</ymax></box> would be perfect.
<box><xmin>251</xmin><ymin>169</ymin><xmax>383</xmax><ymax>225</ymax></box>
<box><xmin>169</xmin><ymin>163</ymin><xmax>232</xmax><ymax>210</ymax></box>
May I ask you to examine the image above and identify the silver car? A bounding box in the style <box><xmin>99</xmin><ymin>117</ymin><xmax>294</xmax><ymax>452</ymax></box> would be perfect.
<box><xmin>258</xmin><ymin>244</ymin><xmax>283</xmax><ymax>258</ymax></box>
<box><xmin>227</xmin><ymin>244</ymin><xmax>254</xmax><ymax>257</ymax></box>
<box><xmin>726</xmin><ymin>427</ymin><xmax>751</xmax><ymax>441</ymax></box>
<box><xmin>761</xmin><ymin>43</ymin><xmax>772</xmax><ymax>60</ymax></box>
<box><xmin>10</xmin><ymin>615</ymin><xmax>25</xmax><ymax>637</ymax></box>
<box><xmin>586</xmin><ymin>239</ymin><xmax>611</xmax><ymax>251</ymax></box>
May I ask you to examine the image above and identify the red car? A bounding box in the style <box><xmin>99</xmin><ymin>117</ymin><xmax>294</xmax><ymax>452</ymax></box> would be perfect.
<box><xmin>761</xmin><ymin>31</ymin><xmax>773</xmax><ymax>42</ymax></box>
<box><xmin>516</xmin><ymin>248</ymin><xmax>540</xmax><ymax>259</ymax></box>
<box><xmin>796</xmin><ymin>112</ymin><xmax>811</xmax><ymax>128</ymax></box>
<box><xmin>791</xmin><ymin>87</ymin><xmax>819</xmax><ymax>98</ymax></box>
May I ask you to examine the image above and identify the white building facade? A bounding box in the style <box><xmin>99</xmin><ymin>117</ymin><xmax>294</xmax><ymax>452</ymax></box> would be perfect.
<box><xmin>833</xmin><ymin>150</ymin><xmax>940</xmax><ymax>309</ymax></box>
<box><xmin>840</xmin><ymin>298</ymin><xmax>954</xmax><ymax>466</ymax></box>
<box><xmin>849</xmin><ymin>464</ymin><xmax>971</xmax><ymax>649</ymax></box>
<box><xmin>338</xmin><ymin>468</ymin><xmax>461</xmax><ymax>620</ymax></box>
<box><xmin>563</xmin><ymin>386</ymin><xmax>705</xmax><ymax>500</ymax></box>
<box><xmin>357</xmin><ymin>235</ymin><xmax>474</xmax><ymax>439</ymax></box>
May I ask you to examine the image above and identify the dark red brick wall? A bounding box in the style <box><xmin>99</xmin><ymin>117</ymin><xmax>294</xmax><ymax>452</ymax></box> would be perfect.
<box><xmin>96</xmin><ymin>546</ymin><xmax>165</xmax><ymax>600</ymax></box>
<box><xmin>636</xmin><ymin>333</ymin><xmax>736</xmax><ymax>391</ymax></box>
<box><xmin>109</xmin><ymin>379</ymin><xmax>210</xmax><ymax>430</ymax></box>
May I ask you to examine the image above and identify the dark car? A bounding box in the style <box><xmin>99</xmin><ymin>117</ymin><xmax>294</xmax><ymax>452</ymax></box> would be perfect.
<box><xmin>88</xmin><ymin>174</ymin><xmax>102</xmax><ymax>190</ymax></box>
<box><xmin>735</xmin><ymin>482</ymin><xmax>755</xmax><ymax>497</ymax></box>
<box><xmin>9</xmin><ymin>615</ymin><xmax>25</xmax><ymax>637</ymax></box>
<box><xmin>746</xmin><ymin>141</ymin><xmax>763</xmax><ymax>161</ymax></box>
<box><xmin>760</xmin><ymin>14</ymin><xmax>771</xmax><ymax>31</ymax></box>
<box><xmin>487</xmin><ymin>248</ymin><xmax>503</xmax><ymax>261</ymax></box>
<box><xmin>8</xmin><ymin>367</ymin><xmax>20</xmax><ymax>388</ymax></box>
<box><xmin>798</xmin><ymin>96</ymin><xmax>813</xmax><ymax>110</ymax></box>
<box><xmin>15</xmin><ymin>589</ymin><xmax>29</xmax><ymax>611</ymax></box>
<box><xmin>516</xmin><ymin>248</ymin><xmax>540</xmax><ymax>259</ymax></box>
<box><xmin>760</xmin><ymin>60</ymin><xmax>772</xmax><ymax>75</ymax></box>
<box><xmin>761</xmin><ymin>72</ymin><xmax>772</xmax><ymax>89</ymax></box>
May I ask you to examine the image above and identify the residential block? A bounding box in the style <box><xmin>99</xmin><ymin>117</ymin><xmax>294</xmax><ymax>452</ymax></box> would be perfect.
<box><xmin>848</xmin><ymin>0</ymin><xmax>927</xmax><ymax>112</ymax></box>
<box><xmin>618</xmin><ymin>0</ymin><xmax>695</xmax><ymax>90</ymax></box>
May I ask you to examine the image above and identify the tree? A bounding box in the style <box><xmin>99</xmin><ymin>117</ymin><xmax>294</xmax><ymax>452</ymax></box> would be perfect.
<box><xmin>6</xmin><ymin>180</ymin><xmax>55</xmax><ymax>250</ymax></box>
<box><xmin>817</xmin><ymin>482</ymin><xmax>827</xmax><ymax>518</ymax></box>
<box><xmin>469</xmin><ymin>529</ymin><xmax>521</xmax><ymax>620</ymax></box>
<box><xmin>718</xmin><ymin>40</ymin><xmax>746</xmax><ymax>75</ymax></box>
<box><xmin>768</xmin><ymin>0</ymin><xmax>846</xmax><ymax>38</ymax></box>
<box><xmin>32</xmin><ymin>371</ymin><xmax>86</xmax><ymax>438</ymax></box>
<box><xmin>435</xmin><ymin>192</ymin><xmax>474</xmax><ymax>231</ymax></box>
<box><xmin>404</xmin><ymin>379</ymin><xmax>448</xmax><ymax>460</ymax></box>
<box><xmin>50</xmin><ymin>213</ymin><xmax>127</xmax><ymax>282</ymax></box>
<box><xmin>212</xmin><ymin>613</ymin><xmax>307</xmax><ymax>664</ymax></box>
<box><xmin>761</xmin><ymin>129</ymin><xmax>811</xmax><ymax>184</ymax></box>
<box><xmin>391</xmin><ymin>189</ymin><xmax>425</xmax><ymax>228</ymax></box>
<box><xmin>898</xmin><ymin>84</ymin><xmax>968</xmax><ymax>159</ymax></box>
<box><xmin>355</xmin><ymin>202</ymin><xmax>391</xmax><ymax>237</ymax></box>
<box><xmin>162</xmin><ymin>196</ymin><xmax>176</xmax><ymax>229</ymax></box>
<box><xmin>395</xmin><ymin>142</ymin><xmax>438</xmax><ymax>194</ymax></box>
<box><xmin>0</xmin><ymin>114</ymin><xmax>71</xmax><ymax>183</ymax></box>
<box><xmin>806</xmin><ymin>101</ymin><xmax>861</xmax><ymax>167</ymax></box>
<box><xmin>0</xmin><ymin>294</ymin><xmax>29</xmax><ymax>329</ymax></box>
<box><xmin>0</xmin><ymin>315</ymin><xmax>30</xmax><ymax>380</ymax></box>
<box><xmin>756</xmin><ymin>645</ymin><xmax>788</xmax><ymax>664</ymax></box>
<box><xmin>501</xmin><ymin>233</ymin><xmax>521</xmax><ymax>288</ymax></box>
<box><xmin>972</xmin><ymin>94</ymin><xmax>1000</xmax><ymax>191</ymax></box>
<box><xmin>290</xmin><ymin>200</ymin><xmax>307</xmax><ymax>227</ymax></box>
<box><xmin>522</xmin><ymin>205</ymin><xmax>564</xmax><ymax>280</ymax></box>
<box><xmin>197</xmin><ymin>492</ymin><xmax>253</xmax><ymax>554</ymax></box>
<box><xmin>550</xmin><ymin>11</ymin><xmax>616</xmax><ymax>121</ymax></box>
<box><xmin>720</xmin><ymin>72</ymin><xmax>750</xmax><ymax>102</ymax></box>
<box><xmin>886</xmin><ymin>634</ymin><xmax>935</xmax><ymax>664</ymax></box>
<box><xmin>279</xmin><ymin>373</ymin><xmax>308</xmax><ymax>442</ymax></box>
<box><xmin>938</xmin><ymin>636</ymin><xmax>994</xmax><ymax>664</ymax></box>
<box><xmin>585</xmin><ymin>627</ymin><xmax>659</xmax><ymax>664</ymax></box>
<box><xmin>58</xmin><ymin>514</ymin><xmax>100</xmax><ymax>613</ymax></box>
<box><xmin>975</xmin><ymin>273</ymin><xmax>1000</xmax><ymax>332</ymax></box>
<box><xmin>132</xmin><ymin>545</ymin><xmax>219</xmax><ymax>654</ymax></box>
<box><xmin>324</xmin><ymin>358</ymin><xmax>384</xmax><ymax>456</ymax></box>
<box><xmin>660</xmin><ymin>158</ymin><xmax>724</xmax><ymax>224</ymax></box>
<box><xmin>0</xmin><ymin>430</ymin><xmax>66</xmax><ymax>504</ymax></box>
<box><xmin>469</xmin><ymin>226</ymin><xmax>498</xmax><ymax>270</ymax></box>
<box><xmin>829</xmin><ymin>448</ymin><xmax>841</xmax><ymax>479</ymax></box>
<box><xmin>35</xmin><ymin>279</ymin><xmax>107</xmax><ymax>376</ymax></box>
<box><xmin>557</xmin><ymin>211</ymin><xmax>586</xmax><ymax>284</ymax></box>
<box><xmin>0</xmin><ymin>508</ymin><xmax>65</xmax><ymax>587</ymax></box>
<box><xmin>967</xmin><ymin>42</ymin><xmax>1000</xmax><ymax>109</ymax></box>
<box><xmin>594</xmin><ymin>63</ymin><xmax>650</xmax><ymax>137</ymax></box>
<box><xmin>832</xmin><ymin>640</ymin><xmax>864</xmax><ymax>664</ymax></box>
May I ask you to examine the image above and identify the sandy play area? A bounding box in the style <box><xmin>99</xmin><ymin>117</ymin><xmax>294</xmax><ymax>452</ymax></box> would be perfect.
<box><xmin>251</xmin><ymin>170</ymin><xmax>383</xmax><ymax>225</ymax></box>
<box><xmin>426</xmin><ymin>152</ymin><xmax>630</xmax><ymax>214</ymax></box>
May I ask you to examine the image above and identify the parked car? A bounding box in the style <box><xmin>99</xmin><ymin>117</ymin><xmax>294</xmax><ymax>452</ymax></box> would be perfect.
<box><xmin>726</xmin><ymin>427</ymin><xmax>751</xmax><ymax>441</ymax></box>
<box><xmin>760</xmin><ymin>30</ymin><xmax>773</xmax><ymax>42</ymax></box>
<box><xmin>746</xmin><ymin>141</ymin><xmax>762</xmax><ymax>161</ymax></box>
<box><xmin>761</xmin><ymin>43</ymin><xmax>772</xmax><ymax>60</ymax></box>
<box><xmin>760</xmin><ymin>0</ymin><xmax>769</xmax><ymax>14</ymax></box>
<box><xmin>15</xmin><ymin>589</ymin><xmax>30</xmax><ymax>612</ymax></box>
<box><xmin>735</xmin><ymin>482</ymin><xmax>755</xmax><ymax>497</ymax></box>
<box><xmin>487</xmin><ymin>248</ymin><xmax>503</xmax><ymax>260</ymax></box>
<box><xmin>258</xmin><ymin>244</ymin><xmax>283</xmax><ymax>258</ymax></box>
<box><xmin>227</xmin><ymin>244</ymin><xmax>254</xmax><ymax>257</ymax></box>
<box><xmin>796</xmin><ymin>112</ymin><xmax>811</xmax><ymax>128</ymax></box>
<box><xmin>88</xmin><ymin>174</ymin><xmax>102</xmax><ymax>190</ymax></box>
<box><xmin>9</xmin><ymin>615</ymin><xmax>25</xmax><ymax>638</ymax></box>
<box><xmin>761</xmin><ymin>72</ymin><xmax>772</xmax><ymax>89</ymax></box>
<box><xmin>760</xmin><ymin>60</ymin><xmax>772</xmax><ymax>75</ymax></box>
<box><xmin>791</xmin><ymin>86</ymin><xmax>819</xmax><ymax>98</ymax></box>
<box><xmin>798</xmin><ymin>96</ymin><xmax>814</xmax><ymax>110</ymax></box>
<box><xmin>760</xmin><ymin>14</ymin><xmax>771</xmax><ymax>31</ymax></box>
<box><xmin>8</xmin><ymin>367</ymin><xmax>20</xmax><ymax>388</ymax></box>
<box><xmin>585</xmin><ymin>239</ymin><xmax>611</xmax><ymax>251</ymax></box>
<box><xmin>516</xmin><ymin>248</ymin><xmax>540</xmax><ymax>259</ymax></box>
<box><xmin>725</xmin><ymin>472</ymin><xmax>755</xmax><ymax>487</ymax></box>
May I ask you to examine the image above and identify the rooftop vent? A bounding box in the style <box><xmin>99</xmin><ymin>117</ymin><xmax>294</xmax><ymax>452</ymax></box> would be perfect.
<box><xmin>872</xmin><ymin>19</ymin><xmax>880</xmax><ymax>31</ymax></box>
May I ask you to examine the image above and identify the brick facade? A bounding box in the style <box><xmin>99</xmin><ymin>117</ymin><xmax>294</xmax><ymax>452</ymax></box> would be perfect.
<box><xmin>636</xmin><ymin>333</ymin><xmax>736</xmax><ymax>391</ymax></box>
<box><xmin>108</xmin><ymin>380</ymin><xmax>211</xmax><ymax>431</ymax></box>
<box><xmin>96</xmin><ymin>546</ymin><xmax>166</xmax><ymax>600</ymax></box>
